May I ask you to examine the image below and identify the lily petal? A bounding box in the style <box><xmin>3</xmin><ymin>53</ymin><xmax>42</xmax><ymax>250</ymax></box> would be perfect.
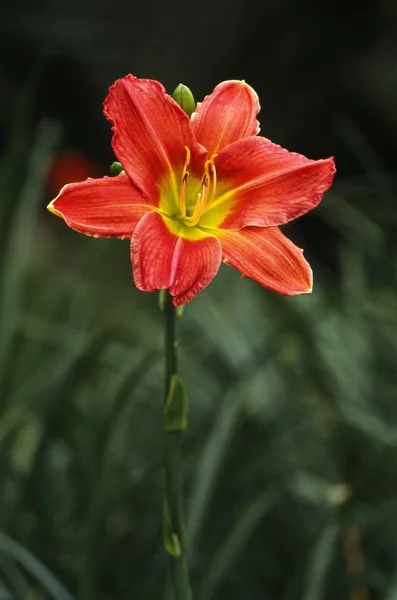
<box><xmin>200</xmin><ymin>137</ymin><xmax>335</xmax><ymax>230</ymax></box>
<box><xmin>132</xmin><ymin>211</ymin><xmax>222</xmax><ymax>306</ymax></box>
<box><xmin>48</xmin><ymin>173</ymin><xmax>150</xmax><ymax>238</ymax></box>
<box><xmin>219</xmin><ymin>226</ymin><xmax>313</xmax><ymax>295</ymax></box>
<box><xmin>191</xmin><ymin>80</ymin><xmax>260</xmax><ymax>156</ymax></box>
<box><xmin>104</xmin><ymin>74</ymin><xmax>205</xmax><ymax>205</ymax></box>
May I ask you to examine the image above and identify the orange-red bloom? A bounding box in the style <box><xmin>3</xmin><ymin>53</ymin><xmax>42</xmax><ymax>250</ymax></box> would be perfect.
<box><xmin>48</xmin><ymin>75</ymin><xmax>335</xmax><ymax>306</ymax></box>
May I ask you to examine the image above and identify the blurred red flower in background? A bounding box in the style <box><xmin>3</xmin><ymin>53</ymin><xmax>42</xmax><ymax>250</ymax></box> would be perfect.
<box><xmin>47</xmin><ymin>152</ymin><xmax>103</xmax><ymax>197</ymax></box>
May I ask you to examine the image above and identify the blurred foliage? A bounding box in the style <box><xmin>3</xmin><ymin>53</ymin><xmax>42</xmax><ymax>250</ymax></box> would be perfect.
<box><xmin>1</xmin><ymin>36</ymin><xmax>397</xmax><ymax>600</ymax></box>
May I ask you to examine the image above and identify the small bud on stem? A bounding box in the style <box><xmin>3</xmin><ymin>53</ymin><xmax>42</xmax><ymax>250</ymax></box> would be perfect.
<box><xmin>172</xmin><ymin>83</ymin><xmax>196</xmax><ymax>117</ymax></box>
<box><xmin>109</xmin><ymin>161</ymin><xmax>124</xmax><ymax>176</ymax></box>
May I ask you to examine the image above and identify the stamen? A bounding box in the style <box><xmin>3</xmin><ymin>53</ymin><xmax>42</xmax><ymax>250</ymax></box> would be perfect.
<box><xmin>185</xmin><ymin>174</ymin><xmax>208</xmax><ymax>226</ymax></box>
<box><xmin>202</xmin><ymin>172</ymin><xmax>210</xmax><ymax>204</ymax></box>
<box><xmin>208</xmin><ymin>163</ymin><xmax>217</xmax><ymax>207</ymax></box>
<box><xmin>182</xmin><ymin>154</ymin><xmax>218</xmax><ymax>227</ymax></box>
<box><xmin>179</xmin><ymin>146</ymin><xmax>191</xmax><ymax>218</ymax></box>
<box><xmin>179</xmin><ymin>173</ymin><xmax>188</xmax><ymax>218</ymax></box>
<box><xmin>183</xmin><ymin>146</ymin><xmax>191</xmax><ymax>169</ymax></box>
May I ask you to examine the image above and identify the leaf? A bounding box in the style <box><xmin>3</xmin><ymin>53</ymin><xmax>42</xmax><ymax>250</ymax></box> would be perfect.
<box><xmin>198</xmin><ymin>486</ymin><xmax>281</xmax><ymax>600</ymax></box>
<box><xmin>301</xmin><ymin>522</ymin><xmax>339</xmax><ymax>600</ymax></box>
<box><xmin>0</xmin><ymin>532</ymin><xmax>75</xmax><ymax>600</ymax></box>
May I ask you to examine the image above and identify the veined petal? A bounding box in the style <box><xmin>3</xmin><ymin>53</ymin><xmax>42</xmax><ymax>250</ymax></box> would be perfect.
<box><xmin>104</xmin><ymin>74</ymin><xmax>205</xmax><ymax>205</ymax></box>
<box><xmin>191</xmin><ymin>80</ymin><xmax>260</xmax><ymax>156</ymax></box>
<box><xmin>48</xmin><ymin>173</ymin><xmax>150</xmax><ymax>238</ymax></box>
<box><xmin>218</xmin><ymin>226</ymin><xmax>312</xmax><ymax>295</ymax></box>
<box><xmin>131</xmin><ymin>211</ymin><xmax>222</xmax><ymax>306</ymax></box>
<box><xmin>201</xmin><ymin>137</ymin><xmax>335</xmax><ymax>230</ymax></box>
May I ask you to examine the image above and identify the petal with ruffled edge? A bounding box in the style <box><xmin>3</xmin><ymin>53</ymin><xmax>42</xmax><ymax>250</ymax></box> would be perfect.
<box><xmin>218</xmin><ymin>226</ymin><xmax>312</xmax><ymax>295</ymax></box>
<box><xmin>103</xmin><ymin>75</ymin><xmax>205</xmax><ymax>209</ymax></box>
<box><xmin>199</xmin><ymin>137</ymin><xmax>335</xmax><ymax>231</ymax></box>
<box><xmin>48</xmin><ymin>173</ymin><xmax>151</xmax><ymax>238</ymax></box>
<box><xmin>191</xmin><ymin>80</ymin><xmax>260</xmax><ymax>156</ymax></box>
<box><xmin>131</xmin><ymin>211</ymin><xmax>222</xmax><ymax>306</ymax></box>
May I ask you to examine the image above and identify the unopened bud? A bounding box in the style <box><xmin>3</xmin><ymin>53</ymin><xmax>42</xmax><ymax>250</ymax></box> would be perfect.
<box><xmin>109</xmin><ymin>161</ymin><xmax>124</xmax><ymax>176</ymax></box>
<box><xmin>172</xmin><ymin>83</ymin><xmax>196</xmax><ymax>117</ymax></box>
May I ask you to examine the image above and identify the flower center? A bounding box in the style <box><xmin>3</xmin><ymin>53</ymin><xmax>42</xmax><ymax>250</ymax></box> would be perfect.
<box><xmin>178</xmin><ymin>147</ymin><xmax>217</xmax><ymax>227</ymax></box>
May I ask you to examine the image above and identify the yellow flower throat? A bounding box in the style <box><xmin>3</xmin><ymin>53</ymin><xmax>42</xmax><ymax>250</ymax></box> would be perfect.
<box><xmin>178</xmin><ymin>147</ymin><xmax>218</xmax><ymax>227</ymax></box>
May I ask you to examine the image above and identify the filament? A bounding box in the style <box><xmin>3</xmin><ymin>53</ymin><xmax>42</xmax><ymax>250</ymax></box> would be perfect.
<box><xmin>179</xmin><ymin>146</ymin><xmax>191</xmax><ymax>218</ymax></box>
<box><xmin>181</xmin><ymin>153</ymin><xmax>217</xmax><ymax>227</ymax></box>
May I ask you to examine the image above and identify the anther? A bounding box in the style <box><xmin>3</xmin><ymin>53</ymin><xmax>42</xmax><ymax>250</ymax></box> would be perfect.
<box><xmin>179</xmin><ymin>147</ymin><xmax>191</xmax><ymax>218</ymax></box>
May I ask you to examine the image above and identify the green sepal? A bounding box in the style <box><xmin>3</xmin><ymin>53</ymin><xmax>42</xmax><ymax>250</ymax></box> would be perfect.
<box><xmin>172</xmin><ymin>84</ymin><xmax>196</xmax><ymax>117</ymax></box>
<box><xmin>165</xmin><ymin>374</ymin><xmax>188</xmax><ymax>431</ymax></box>
<box><xmin>109</xmin><ymin>161</ymin><xmax>124</xmax><ymax>176</ymax></box>
<box><xmin>163</xmin><ymin>500</ymin><xmax>181</xmax><ymax>557</ymax></box>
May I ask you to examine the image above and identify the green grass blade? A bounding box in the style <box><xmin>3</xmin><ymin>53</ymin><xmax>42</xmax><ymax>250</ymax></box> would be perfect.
<box><xmin>198</xmin><ymin>486</ymin><xmax>280</xmax><ymax>600</ymax></box>
<box><xmin>301</xmin><ymin>522</ymin><xmax>339</xmax><ymax>600</ymax></box>
<box><xmin>0</xmin><ymin>531</ymin><xmax>75</xmax><ymax>600</ymax></box>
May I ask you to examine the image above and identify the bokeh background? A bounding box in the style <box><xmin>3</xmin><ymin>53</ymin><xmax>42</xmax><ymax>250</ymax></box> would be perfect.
<box><xmin>1</xmin><ymin>1</ymin><xmax>397</xmax><ymax>599</ymax></box>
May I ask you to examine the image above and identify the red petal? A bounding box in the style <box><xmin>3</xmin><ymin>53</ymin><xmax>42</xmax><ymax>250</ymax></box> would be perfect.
<box><xmin>103</xmin><ymin>75</ymin><xmax>205</xmax><ymax>204</ymax></box>
<box><xmin>202</xmin><ymin>137</ymin><xmax>335</xmax><ymax>230</ymax></box>
<box><xmin>131</xmin><ymin>211</ymin><xmax>222</xmax><ymax>306</ymax></box>
<box><xmin>219</xmin><ymin>226</ymin><xmax>312</xmax><ymax>295</ymax></box>
<box><xmin>191</xmin><ymin>80</ymin><xmax>260</xmax><ymax>156</ymax></box>
<box><xmin>48</xmin><ymin>173</ymin><xmax>150</xmax><ymax>238</ymax></box>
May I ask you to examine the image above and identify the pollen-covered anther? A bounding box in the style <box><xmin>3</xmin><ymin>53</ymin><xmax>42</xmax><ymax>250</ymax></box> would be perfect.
<box><xmin>179</xmin><ymin>146</ymin><xmax>191</xmax><ymax>218</ymax></box>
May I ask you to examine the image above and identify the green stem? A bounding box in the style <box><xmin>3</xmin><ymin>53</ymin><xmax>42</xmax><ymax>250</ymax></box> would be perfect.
<box><xmin>163</xmin><ymin>291</ymin><xmax>192</xmax><ymax>600</ymax></box>
<box><xmin>164</xmin><ymin>291</ymin><xmax>177</xmax><ymax>393</ymax></box>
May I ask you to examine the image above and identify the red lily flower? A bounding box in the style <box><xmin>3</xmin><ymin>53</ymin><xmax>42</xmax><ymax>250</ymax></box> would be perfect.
<box><xmin>48</xmin><ymin>75</ymin><xmax>335</xmax><ymax>306</ymax></box>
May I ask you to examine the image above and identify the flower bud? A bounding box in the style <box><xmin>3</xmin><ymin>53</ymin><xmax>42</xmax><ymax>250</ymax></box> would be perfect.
<box><xmin>109</xmin><ymin>161</ymin><xmax>124</xmax><ymax>176</ymax></box>
<box><xmin>172</xmin><ymin>83</ymin><xmax>196</xmax><ymax>117</ymax></box>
